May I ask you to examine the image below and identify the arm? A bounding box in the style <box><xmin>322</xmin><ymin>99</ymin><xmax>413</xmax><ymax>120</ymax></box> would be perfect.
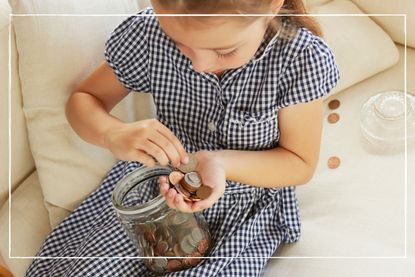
<box><xmin>66</xmin><ymin>61</ymin><xmax>129</xmax><ymax>148</ymax></box>
<box><xmin>215</xmin><ymin>98</ymin><xmax>324</xmax><ymax>188</ymax></box>
<box><xmin>66</xmin><ymin>61</ymin><xmax>188</xmax><ymax>166</ymax></box>
<box><xmin>161</xmin><ymin>98</ymin><xmax>324</xmax><ymax>212</ymax></box>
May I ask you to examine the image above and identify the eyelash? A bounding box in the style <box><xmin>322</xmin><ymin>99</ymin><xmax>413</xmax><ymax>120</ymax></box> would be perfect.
<box><xmin>216</xmin><ymin>49</ymin><xmax>238</xmax><ymax>59</ymax></box>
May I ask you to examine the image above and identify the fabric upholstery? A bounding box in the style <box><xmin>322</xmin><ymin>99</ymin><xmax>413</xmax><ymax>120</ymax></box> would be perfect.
<box><xmin>0</xmin><ymin>172</ymin><xmax>51</xmax><ymax>277</ymax></box>
<box><xmin>9</xmin><ymin>0</ymin><xmax>148</xmax><ymax>213</ymax></box>
<box><xmin>0</xmin><ymin>0</ymin><xmax>35</xmax><ymax>207</ymax></box>
<box><xmin>352</xmin><ymin>0</ymin><xmax>415</xmax><ymax>47</ymax></box>
<box><xmin>310</xmin><ymin>0</ymin><xmax>400</xmax><ymax>96</ymax></box>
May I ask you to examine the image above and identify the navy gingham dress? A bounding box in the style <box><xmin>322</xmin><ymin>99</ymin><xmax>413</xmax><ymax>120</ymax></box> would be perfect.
<box><xmin>27</xmin><ymin>7</ymin><xmax>339</xmax><ymax>277</ymax></box>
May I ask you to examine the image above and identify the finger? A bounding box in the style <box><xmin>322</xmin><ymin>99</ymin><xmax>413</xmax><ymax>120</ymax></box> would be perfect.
<box><xmin>148</xmin><ymin>131</ymin><xmax>182</xmax><ymax>167</ymax></box>
<box><xmin>159</xmin><ymin>176</ymin><xmax>170</xmax><ymax>195</ymax></box>
<box><xmin>168</xmin><ymin>171</ymin><xmax>184</xmax><ymax>184</ymax></box>
<box><xmin>139</xmin><ymin>141</ymin><xmax>169</xmax><ymax>166</ymax></box>
<box><xmin>128</xmin><ymin>150</ymin><xmax>156</xmax><ymax>167</ymax></box>
<box><xmin>164</xmin><ymin>188</ymin><xmax>178</xmax><ymax>210</ymax></box>
<box><xmin>155</xmin><ymin>123</ymin><xmax>188</xmax><ymax>164</ymax></box>
<box><xmin>173</xmin><ymin>193</ymin><xmax>194</xmax><ymax>213</ymax></box>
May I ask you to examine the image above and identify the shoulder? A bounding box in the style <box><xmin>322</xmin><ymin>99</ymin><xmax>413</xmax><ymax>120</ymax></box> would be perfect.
<box><xmin>276</xmin><ymin>24</ymin><xmax>336</xmax><ymax>68</ymax></box>
<box><xmin>105</xmin><ymin>7</ymin><xmax>159</xmax><ymax>52</ymax></box>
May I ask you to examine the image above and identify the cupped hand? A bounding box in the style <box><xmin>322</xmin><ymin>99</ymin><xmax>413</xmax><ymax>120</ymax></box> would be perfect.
<box><xmin>103</xmin><ymin>118</ymin><xmax>188</xmax><ymax>167</ymax></box>
<box><xmin>159</xmin><ymin>150</ymin><xmax>226</xmax><ymax>213</ymax></box>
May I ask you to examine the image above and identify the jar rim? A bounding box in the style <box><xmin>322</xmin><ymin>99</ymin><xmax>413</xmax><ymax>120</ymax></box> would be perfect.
<box><xmin>111</xmin><ymin>165</ymin><xmax>172</xmax><ymax>215</ymax></box>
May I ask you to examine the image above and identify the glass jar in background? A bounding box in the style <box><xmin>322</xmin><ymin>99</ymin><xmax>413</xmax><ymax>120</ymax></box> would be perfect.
<box><xmin>112</xmin><ymin>165</ymin><xmax>212</xmax><ymax>274</ymax></box>
<box><xmin>360</xmin><ymin>90</ymin><xmax>415</xmax><ymax>154</ymax></box>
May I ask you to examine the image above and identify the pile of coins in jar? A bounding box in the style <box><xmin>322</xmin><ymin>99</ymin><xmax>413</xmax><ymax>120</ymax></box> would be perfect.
<box><xmin>170</xmin><ymin>153</ymin><xmax>213</xmax><ymax>201</ymax></box>
<box><xmin>136</xmin><ymin>210</ymin><xmax>211</xmax><ymax>273</ymax></box>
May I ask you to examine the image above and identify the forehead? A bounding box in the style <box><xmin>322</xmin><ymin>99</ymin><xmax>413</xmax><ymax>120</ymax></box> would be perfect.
<box><xmin>156</xmin><ymin>15</ymin><xmax>265</xmax><ymax>50</ymax></box>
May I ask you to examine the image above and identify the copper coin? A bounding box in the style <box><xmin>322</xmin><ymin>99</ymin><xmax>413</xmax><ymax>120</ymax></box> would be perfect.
<box><xmin>167</xmin><ymin>259</ymin><xmax>183</xmax><ymax>271</ymax></box>
<box><xmin>169</xmin><ymin>171</ymin><xmax>184</xmax><ymax>185</ymax></box>
<box><xmin>144</xmin><ymin>231</ymin><xmax>156</xmax><ymax>244</ymax></box>
<box><xmin>327</xmin><ymin>156</ymin><xmax>341</xmax><ymax>169</ymax></box>
<box><xmin>328</xmin><ymin>99</ymin><xmax>340</xmax><ymax>110</ymax></box>
<box><xmin>174</xmin><ymin>184</ymin><xmax>192</xmax><ymax>201</ymax></box>
<box><xmin>155</xmin><ymin>241</ymin><xmax>169</xmax><ymax>256</ymax></box>
<box><xmin>327</xmin><ymin>113</ymin><xmax>340</xmax><ymax>124</ymax></box>
<box><xmin>197</xmin><ymin>238</ymin><xmax>209</xmax><ymax>254</ymax></box>
<box><xmin>177</xmin><ymin>153</ymin><xmax>198</xmax><ymax>173</ymax></box>
<box><xmin>196</xmin><ymin>186</ymin><xmax>213</xmax><ymax>200</ymax></box>
<box><xmin>184</xmin><ymin>252</ymin><xmax>202</xmax><ymax>267</ymax></box>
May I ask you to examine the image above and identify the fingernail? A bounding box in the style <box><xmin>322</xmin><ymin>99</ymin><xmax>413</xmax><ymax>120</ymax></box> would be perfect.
<box><xmin>182</xmin><ymin>155</ymin><xmax>189</xmax><ymax>164</ymax></box>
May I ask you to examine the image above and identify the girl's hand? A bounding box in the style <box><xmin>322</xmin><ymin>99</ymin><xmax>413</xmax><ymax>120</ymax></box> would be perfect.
<box><xmin>103</xmin><ymin>119</ymin><xmax>188</xmax><ymax>167</ymax></box>
<box><xmin>159</xmin><ymin>150</ymin><xmax>226</xmax><ymax>213</ymax></box>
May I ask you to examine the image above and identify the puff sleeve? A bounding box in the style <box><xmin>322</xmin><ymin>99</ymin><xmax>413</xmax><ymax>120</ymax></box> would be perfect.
<box><xmin>104</xmin><ymin>14</ymin><xmax>151</xmax><ymax>93</ymax></box>
<box><xmin>277</xmin><ymin>36</ymin><xmax>340</xmax><ymax>109</ymax></box>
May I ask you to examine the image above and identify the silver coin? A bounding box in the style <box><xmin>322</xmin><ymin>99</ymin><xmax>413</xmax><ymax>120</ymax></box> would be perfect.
<box><xmin>184</xmin><ymin>172</ymin><xmax>202</xmax><ymax>188</ymax></box>
<box><xmin>180</xmin><ymin>235</ymin><xmax>195</xmax><ymax>255</ymax></box>
<box><xmin>154</xmin><ymin>257</ymin><xmax>168</xmax><ymax>267</ymax></box>
<box><xmin>191</xmin><ymin>227</ymin><xmax>205</xmax><ymax>242</ymax></box>
<box><xmin>177</xmin><ymin>153</ymin><xmax>198</xmax><ymax>173</ymax></box>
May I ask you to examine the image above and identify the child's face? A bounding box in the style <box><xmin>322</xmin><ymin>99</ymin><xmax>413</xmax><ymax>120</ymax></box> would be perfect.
<box><xmin>155</xmin><ymin>11</ymin><xmax>269</xmax><ymax>75</ymax></box>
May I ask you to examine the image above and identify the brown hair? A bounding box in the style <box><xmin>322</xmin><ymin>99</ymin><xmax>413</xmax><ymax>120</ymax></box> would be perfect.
<box><xmin>152</xmin><ymin>0</ymin><xmax>323</xmax><ymax>38</ymax></box>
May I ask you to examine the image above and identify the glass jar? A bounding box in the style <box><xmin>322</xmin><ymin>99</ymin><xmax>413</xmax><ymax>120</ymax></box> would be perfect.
<box><xmin>112</xmin><ymin>165</ymin><xmax>212</xmax><ymax>274</ymax></box>
<box><xmin>360</xmin><ymin>90</ymin><xmax>415</xmax><ymax>154</ymax></box>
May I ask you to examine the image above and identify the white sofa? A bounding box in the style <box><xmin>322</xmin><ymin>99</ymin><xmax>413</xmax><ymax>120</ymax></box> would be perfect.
<box><xmin>0</xmin><ymin>0</ymin><xmax>414</xmax><ymax>276</ymax></box>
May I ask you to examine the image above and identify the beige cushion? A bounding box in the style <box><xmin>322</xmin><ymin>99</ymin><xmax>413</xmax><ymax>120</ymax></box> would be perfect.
<box><xmin>310</xmin><ymin>0</ymin><xmax>399</xmax><ymax>96</ymax></box>
<box><xmin>0</xmin><ymin>0</ymin><xmax>35</xmax><ymax>207</ymax></box>
<box><xmin>0</xmin><ymin>171</ymin><xmax>51</xmax><ymax>277</ymax></box>
<box><xmin>9</xmin><ymin>0</ymin><xmax>152</xmax><ymax>213</ymax></box>
<box><xmin>352</xmin><ymin>0</ymin><xmax>415</xmax><ymax>47</ymax></box>
<box><xmin>265</xmin><ymin>45</ymin><xmax>415</xmax><ymax>275</ymax></box>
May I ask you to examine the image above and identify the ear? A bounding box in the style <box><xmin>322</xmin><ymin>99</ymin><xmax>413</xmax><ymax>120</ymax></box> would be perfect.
<box><xmin>270</xmin><ymin>0</ymin><xmax>285</xmax><ymax>13</ymax></box>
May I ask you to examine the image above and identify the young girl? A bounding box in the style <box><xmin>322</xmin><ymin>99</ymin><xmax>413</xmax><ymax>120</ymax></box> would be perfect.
<box><xmin>27</xmin><ymin>0</ymin><xmax>339</xmax><ymax>276</ymax></box>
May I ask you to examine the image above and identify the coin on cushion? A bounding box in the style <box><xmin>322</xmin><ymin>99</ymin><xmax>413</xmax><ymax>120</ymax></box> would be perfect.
<box><xmin>328</xmin><ymin>113</ymin><xmax>340</xmax><ymax>124</ymax></box>
<box><xmin>328</xmin><ymin>156</ymin><xmax>341</xmax><ymax>169</ymax></box>
<box><xmin>328</xmin><ymin>99</ymin><xmax>340</xmax><ymax>110</ymax></box>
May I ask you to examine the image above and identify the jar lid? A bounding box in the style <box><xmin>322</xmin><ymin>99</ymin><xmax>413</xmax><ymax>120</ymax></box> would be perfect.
<box><xmin>112</xmin><ymin>165</ymin><xmax>172</xmax><ymax>216</ymax></box>
<box><xmin>360</xmin><ymin>90</ymin><xmax>415</xmax><ymax>152</ymax></box>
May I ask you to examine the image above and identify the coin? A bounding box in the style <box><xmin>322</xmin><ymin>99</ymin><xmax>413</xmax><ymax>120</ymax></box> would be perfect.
<box><xmin>167</xmin><ymin>259</ymin><xmax>183</xmax><ymax>271</ymax></box>
<box><xmin>197</xmin><ymin>238</ymin><xmax>209</xmax><ymax>254</ymax></box>
<box><xmin>153</xmin><ymin>258</ymin><xmax>168</xmax><ymax>272</ymax></box>
<box><xmin>175</xmin><ymin>183</ymin><xmax>192</xmax><ymax>201</ymax></box>
<box><xmin>180</xmin><ymin>235</ymin><xmax>195</xmax><ymax>255</ymax></box>
<box><xmin>327</xmin><ymin>156</ymin><xmax>341</xmax><ymax>169</ymax></box>
<box><xmin>144</xmin><ymin>230</ymin><xmax>156</xmax><ymax>244</ymax></box>
<box><xmin>196</xmin><ymin>186</ymin><xmax>213</xmax><ymax>200</ymax></box>
<box><xmin>177</xmin><ymin>153</ymin><xmax>198</xmax><ymax>173</ymax></box>
<box><xmin>328</xmin><ymin>99</ymin><xmax>340</xmax><ymax>110</ymax></box>
<box><xmin>182</xmin><ymin>172</ymin><xmax>202</xmax><ymax>190</ymax></box>
<box><xmin>191</xmin><ymin>228</ymin><xmax>204</xmax><ymax>242</ymax></box>
<box><xmin>169</xmin><ymin>171</ymin><xmax>184</xmax><ymax>185</ymax></box>
<box><xmin>155</xmin><ymin>241</ymin><xmax>169</xmax><ymax>256</ymax></box>
<box><xmin>328</xmin><ymin>113</ymin><xmax>340</xmax><ymax>124</ymax></box>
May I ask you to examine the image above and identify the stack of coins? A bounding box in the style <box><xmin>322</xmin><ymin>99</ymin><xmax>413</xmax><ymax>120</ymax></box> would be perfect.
<box><xmin>171</xmin><ymin>153</ymin><xmax>213</xmax><ymax>201</ymax></box>
<box><xmin>135</xmin><ymin>209</ymin><xmax>211</xmax><ymax>274</ymax></box>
